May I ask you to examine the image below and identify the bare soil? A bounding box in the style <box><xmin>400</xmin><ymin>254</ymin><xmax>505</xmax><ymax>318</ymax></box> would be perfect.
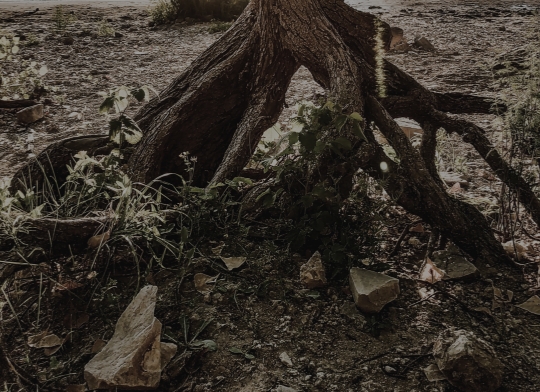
<box><xmin>1</xmin><ymin>1</ymin><xmax>540</xmax><ymax>391</ymax></box>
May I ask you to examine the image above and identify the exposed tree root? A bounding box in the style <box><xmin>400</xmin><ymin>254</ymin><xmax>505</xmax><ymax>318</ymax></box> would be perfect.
<box><xmin>10</xmin><ymin>0</ymin><xmax>538</xmax><ymax>267</ymax></box>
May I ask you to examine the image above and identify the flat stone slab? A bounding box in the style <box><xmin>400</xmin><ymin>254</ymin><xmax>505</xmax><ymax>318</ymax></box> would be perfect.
<box><xmin>349</xmin><ymin>268</ymin><xmax>400</xmax><ymax>313</ymax></box>
<box><xmin>430</xmin><ymin>245</ymin><xmax>479</xmax><ymax>280</ymax></box>
<box><xmin>439</xmin><ymin>172</ymin><xmax>469</xmax><ymax>188</ymax></box>
<box><xmin>17</xmin><ymin>104</ymin><xmax>44</xmax><ymax>124</ymax></box>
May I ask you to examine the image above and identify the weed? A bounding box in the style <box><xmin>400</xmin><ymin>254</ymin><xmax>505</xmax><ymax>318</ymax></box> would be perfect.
<box><xmin>208</xmin><ymin>22</ymin><xmax>232</xmax><ymax>34</ymax></box>
<box><xmin>251</xmin><ymin>101</ymin><xmax>386</xmax><ymax>276</ymax></box>
<box><xmin>52</xmin><ymin>5</ymin><xmax>76</xmax><ymax>34</ymax></box>
<box><xmin>24</xmin><ymin>34</ymin><xmax>41</xmax><ymax>47</ymax></box>
<box><xmin>97</xmin><ymin>19</ymin><xmax>116</xmax><ymax>37</ymax></box>
<box><xmin>0</xmin><ymin>35</ymin><xmax>49</xmax><ymax>100</ymax></box>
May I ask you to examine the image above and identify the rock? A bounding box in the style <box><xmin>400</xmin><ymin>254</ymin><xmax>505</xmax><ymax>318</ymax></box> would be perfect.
<box><xmin>433</xmin><ymin>329</ymin><xmax>503</xmax><ymax>392</ymax></box>
<box><xmin>423</xmin><ymin>364</ymin><xmax>447</xmax><ymax>382</ymax></box>
<box><xmin>114</xmin><ymin>31</ymin><xmax>124</xmax><ymax>38</ymax></box>
<box><xmin>300</xmin><ymin>251</ymin><xmax>327</xmax><ymax>289</ymax></box>
<box><xmin>17</xmin><ymin>104</ymin><xmax>44</xmax><ymax>124</ymax></box>
<box><xmin>439</xmin><ymin>172</ymin><xmax>469</xmax><ymax>188</ymax></box>
<box><xmin>84</xmin><ymin>286</ymin><xmax>176</xmax><ymax>390</ymax></box>
<box><xmin>502</xmin><ymin>240</ymin><xmax>528</xmax><ymax>260</ymax></box>
<box><xmin>414</xmin><ymin>36</ymin><xmax>436</xmax><ymax>51</ymax></box>
<box><xmin>62</xmin><ymin>36</ymin><xmax>74</xmax><ymax>45</ymax></box>
<box><xmin>279</xmin><ymin>352</ymin><xmax>293</xmax><ymax>367</ymax></box>
<box><xmin>349</xmin><ymin>268</ymin><xmax>400</xmax><ymax>313</ymax></box>
<box><xmin>517</xmin><ymin>295</ymin><xmax>540</xmax><ymax>315</ymax></box>
<box><xmin>429</xmin><ymin>245</ymin><xmax>479</xmax><ymax>280</ymax></box>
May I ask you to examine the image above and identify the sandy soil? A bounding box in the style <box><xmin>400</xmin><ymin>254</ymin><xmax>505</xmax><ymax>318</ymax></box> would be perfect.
<box><xmin>1</xmin><ymin>1</ymin><xmax>540</xmax><ymax>391</ymax></box>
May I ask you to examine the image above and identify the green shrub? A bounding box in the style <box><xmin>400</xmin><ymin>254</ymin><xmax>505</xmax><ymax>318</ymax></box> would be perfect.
<box><xmin>151</xmin><ymin>0</ymin><xmax>249</xmax><ymax>25</ymax></box>
<box><xmin>208</xmin><ymin>21</ymin><xmax>232</xmax><ymax>33</ymax></box>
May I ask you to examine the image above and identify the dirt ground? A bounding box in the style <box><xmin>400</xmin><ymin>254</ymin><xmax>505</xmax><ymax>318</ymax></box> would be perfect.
<box><xmin>1</xmin><ymin>1</ymin><xmax>540</xmax><ymax>391</ymax></box>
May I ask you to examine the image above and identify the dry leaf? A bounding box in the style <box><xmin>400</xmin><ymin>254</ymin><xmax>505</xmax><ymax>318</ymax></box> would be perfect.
<box><xmin>194</xmin><ymin>273</ymin><xmax>218</xmax><ymax>293</ymax></box>
<box><xmin>409</xmin><ymin>223</ymin><xmax>425</xmax><ymax>233</ymax></box>
<box><xmin>54</xmin><ymin>279</ymin><xmax>84</xmax><ymax>292</ymax></box>
<box><xmin>211</xmin><ymin>243</ymin><xmax>225</xmax><ymax>256</ymax></box>
<box><xmin>419</xmin><ymin>258</ymin><xmax>445</xmax><ymax>284</ymax></box>
<box><xmin>473</xmin><ymin>306</ymin><xmax>493</xmax><ymax>316</ymax></box>
<box><xmin>91</xmin><ymin>339</ymin><xmax>107</xmax><ymax>354</ymax></box>
<box><xmin>88</xmin><ymin>231</ymin><xmax>111</xmax><ymax>249</ymax></box>
<box><xmin>44</xmin><ymin>345</ymin><xmax>63</xmax><ymax>356</ymax></box>
<box><xmin>221</xmin><ymin>257</ymin><xmax>246</xmax><ymax>271</ymax></box>
<box><xmin>28</xmin><ymin>332</ymin><xmax>63</xmax><ymax>348</ymax></box>
<box><xmin>517</xmin><ymin>295</ymin><xmax>540</xmax><ymax>316</ymax></box>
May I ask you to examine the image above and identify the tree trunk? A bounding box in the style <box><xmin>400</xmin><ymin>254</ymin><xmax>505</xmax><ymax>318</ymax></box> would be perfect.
<box><xmin>12</xmin><ymin>0</ymin><xmax>539</xmax><ymax>267</ymax></box>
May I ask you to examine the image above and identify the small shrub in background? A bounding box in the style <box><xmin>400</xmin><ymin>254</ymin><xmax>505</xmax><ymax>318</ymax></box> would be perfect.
<box><xmin>208</xmin><ymin>21</ymin><xmax>232</xmax><ymax>34</ymax></box>
<box><xmin>97</xmin><ymin>19</ymin><xmax>116</xmax><ymax>37</ymax></box>
<box><xmin>52</xmin><ymin>5</ymin><xmax>76</xmax><ymax>34</ymax></box>
<box><xmin>151</xmin><ymin>0</ymin><xmax>249</xmax><ymax>25</ymax></box>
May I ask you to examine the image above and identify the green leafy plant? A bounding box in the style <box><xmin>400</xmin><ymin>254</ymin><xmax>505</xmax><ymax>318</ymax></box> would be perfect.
<box><xmin>98</xmin><ymin>86</ymin><xmax>157</xmax><ymax>146</ymax></box>
<box><xmin>251</xmin><ymin>102</ymin><xmax>385</xmax><ymax>275</ymax></box>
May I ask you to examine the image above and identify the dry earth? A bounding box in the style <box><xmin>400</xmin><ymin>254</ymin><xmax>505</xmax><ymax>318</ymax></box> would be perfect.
<box><xmin>1</xmin><ymin>1</ymin><xmax>540</xmax><ymax>391</ymax></box>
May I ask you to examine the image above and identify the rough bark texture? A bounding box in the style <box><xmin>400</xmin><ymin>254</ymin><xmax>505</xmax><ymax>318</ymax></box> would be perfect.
<box><xmin>11</xmin><ymin>0</ymin><xmax>539</xmax><ymax>267</ymax></box>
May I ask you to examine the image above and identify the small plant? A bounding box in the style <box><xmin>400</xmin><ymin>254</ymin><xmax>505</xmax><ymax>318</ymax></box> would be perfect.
<box><xmin>0</xmin><ymin>36</ymin><xmax>49</xmax><ymax>100</ymax></box>
<box><xmin>97</xmin><ymin>19</ymin><xmax>116</xmax><ymax>37</ymax></box>
<box><xmin>24</xmin><ymin>34</ymin><xmax>41</xmax><ymax>47</ymax></box>
<box><xmin>98</xmin><ymin>86</ymin><xmax>157</xmax><ymax>146</ymax></box>
<box><xmin>52</xmin><ymin>5</ymin><xmax>76</xmax><ymax>34</ymax></box>
<box><xmin>150</xmin><ymin>0</ymin><xmax>177</xmax><ymax>25</ymax></box>
<box><xmin>208</xmin><ymin>22</ymin><xmax>232</xmax><ymax>34</ymax></box>
<box><xmin>251</xmin><ymin>101</ymin><xmax>385</xmax><ymax>274</ymax></box>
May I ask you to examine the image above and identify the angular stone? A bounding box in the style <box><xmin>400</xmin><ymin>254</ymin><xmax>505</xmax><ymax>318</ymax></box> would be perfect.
<box><xmin>300</xmin><ymin>251</ymin><xmax>327</xmax><ymax>289</ymax></box>
<box><xmin>433</xmin><ymin>329</ymin><xmax>503</xmax><ymax>392</ymax></box>
<box><xmin>423</xmin><ymin>364</ymin><xmax>447</xmax><ymax>382</ymax></box>
<box><xmin>84</xmin><ymin>286</ymin><xmax>176</xmax><ymax>390</ymax></box>
<box><xmin>349</xmin><ymin>268</ymin><xmax>400</xmax><ymax>313</ymax></box>
<box><xmin>430</xmin><ymin>245</ymin><xmax>479</xmax><ymax>280</ymax></box>
<box><xmin>17</xmin><ymin>104</ymin><xmax>44</xmax><ymax>124</ymax></box>
<box><xmin>439</xmin><ymin>172</ymin><xmax>469</xmax><ymax>188</ymax></box>
<box><xmin>279</xmin><ymin>352</ymin><xmax>293</xmax><ymax>367</ymax></box>
<box><xmin>414</xmin><ymin>36</ymin><xmax>436</xmax><ymax>51</ymax></box>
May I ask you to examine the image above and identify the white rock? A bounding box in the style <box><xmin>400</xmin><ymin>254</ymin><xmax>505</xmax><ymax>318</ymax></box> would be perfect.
<box><xmin>279</xmin><ymin>352</ymin><xmax>293</xmax><ymax>367</ymax></box>
<box><xmin>17</xmin><ymin>104</ymin><xmax>44</xmax><ymax>124</ymax></box>
<box><xmin>349</xmin><ymin>268</ymin><xmax>400</xmax><ymax>313</ymax></box>
<box><xmin>300</xmin><ymin>251</ymin><xmax>327</xmax><ymax>289</ymax></box>
<box><xmin>429</xmin><ymin>245</ymin><xmax>479</xmax><ymax>280</ymax></box>
<box><xmin>433</xmin><ymin>329</ymin><xmax>503</xmax><ymax>392</ymax></box>
<box><xmin>423</xmin><ymin>364</ymin><xmax>447</xmax><ymax>382</ymax></box>
<box><xmin>84</xmin><ymin>286</ymin><xmax>176</xmax><ymax>390</ymax></box>
<box><xmin>439</xmin><ymin>172</ymin><xmax>469</xmax><ymax>188</ymax></box>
